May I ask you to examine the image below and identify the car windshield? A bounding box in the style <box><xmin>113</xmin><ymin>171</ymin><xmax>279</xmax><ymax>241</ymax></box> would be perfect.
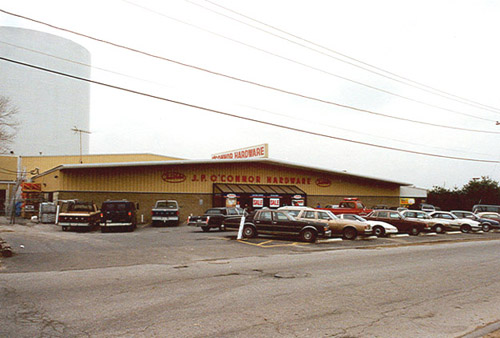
<box><xmin>350</xmin><ymin>214</ymin><xmax>366</xmax><ymax>222</ymax></box>
<box><xmin>156</xmin><ymin>201</ymin><xmax>177</xmax><ymax>209</ymax></box>
<box><xmin>325</xmin><ymin>211</ymin><xmax>338</xmax><ymax>219</ymax></box>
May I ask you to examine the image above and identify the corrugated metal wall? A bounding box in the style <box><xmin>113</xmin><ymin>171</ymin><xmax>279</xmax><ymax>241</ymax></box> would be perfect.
<box><xmin>52</xmin><ymin>162</ymin><xmax>400</xmax><ymax>197</ymax></box>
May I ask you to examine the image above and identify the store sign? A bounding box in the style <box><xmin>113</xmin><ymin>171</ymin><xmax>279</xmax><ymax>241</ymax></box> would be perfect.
<box><xmin>227</xmin><ymin>193</ymin><xmax>237</xmax><ymax>199</ymax></box>
<box><xmin>400</xmin><ymin>198</ymin><xmax>415</xmax><ymax>205</ymax></box>
<box><xmin>316</xmin><ymin>178</ymin><xmax>332</xmax><ymax>187</ymax></box>
<box><xmin>253</xmin><ymin>198</ymin><xmax>264</xmax><ymax>208</ymax></box>
<box><xmin>161</xmin><ymin>171</ymin><xmax>186</xmax><ymax>183</ymax></box>
<box><xmin>269</xmin><ymin>198</ymin><xmax>280</xmax><ymax>208</ymax></box>
<box><xmin>211</xmin><ymin>144</ymin><xmax>268</xmax><ymax>160</ymax></box>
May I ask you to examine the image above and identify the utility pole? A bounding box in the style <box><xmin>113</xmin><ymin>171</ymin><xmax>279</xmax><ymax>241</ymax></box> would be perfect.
<box><xmin>71</xmin><ymin>126</ymin><xmax>91</xmax><ymax>163</ymax></box>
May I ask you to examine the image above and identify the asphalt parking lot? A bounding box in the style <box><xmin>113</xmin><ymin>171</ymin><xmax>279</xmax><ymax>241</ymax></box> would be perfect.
<box><xmin>2</xmin><ymin>219</ymin><xmax>500</xmax><ymax>274</ymax></box>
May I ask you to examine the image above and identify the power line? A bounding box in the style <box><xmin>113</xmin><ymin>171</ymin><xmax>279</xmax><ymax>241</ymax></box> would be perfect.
<box><xmin>3</xmin><ymin>40</ymin><xmax>495</xmax><ymax>150</ymax></box>
<box><xmin>2</xmin><ymin>55</ymin><xmax>499</xmax><ymax>164</ymax></box>
<box><xmin>120</xmin><ymin>1</ymin><xmax>498</xmax><ymax>123</ymax></box>
<box><xmin>196</xmin><ymin>0</ymin><xmax>500</xmax><ymax>115</ymax></box>
<box><xmin>2</xmin><ymin>8</ymin><xmax>499</xmax><ymax>134</ymax></box>
<box><xmin>0</xmin><ymin>37</ymin><xmax>500</xmax><ymax>134</ymax></box>
<box><xmin>0</xmin><ymin>40</ymin><xmax>176</xmax><ymax>90</ymax></box>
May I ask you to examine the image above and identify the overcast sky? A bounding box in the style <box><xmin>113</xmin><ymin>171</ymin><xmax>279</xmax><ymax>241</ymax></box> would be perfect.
<box><xmin>2</xmin><ymin>0</ymin><xmax>500</xmax><ymax>189</ymax></box>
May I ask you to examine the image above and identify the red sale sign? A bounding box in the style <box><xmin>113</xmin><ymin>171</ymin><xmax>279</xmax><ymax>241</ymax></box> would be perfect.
<box><xmin>269</xmin><ymin>198</ymin><xmax>280</xmax><ymax>208</ymax></box>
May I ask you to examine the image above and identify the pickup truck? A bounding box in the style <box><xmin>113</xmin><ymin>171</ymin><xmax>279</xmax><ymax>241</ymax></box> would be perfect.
<box><xmin>58</xmin><ymin>201</ymin><xmax>100</xmax><ymax>231</ymax></box>
<box><xmin>224</xmin><ymin>209</ymin><xmax>330</xmax><ymax>243</ymax></box>
<box><xmin>187</xmin><ymin>207</ymin><xmax>247</xmax><ymax>232</ymax></box>
<box><xmin>319</xmin><ymin>198</ymin><xmax>372</xmax><ymax>216</ymax></box>
<box><xmin>151</xmin><ymin>200</ymin><xmax>179</xmax><ymax>226</ymax></box>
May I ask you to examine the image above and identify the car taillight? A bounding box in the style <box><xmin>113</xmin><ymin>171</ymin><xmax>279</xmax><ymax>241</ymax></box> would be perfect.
<box><xmin>206</xmin><ymin>216</ymin><xmax>210</xmax><ymax>222</ymax></box>
<box><xmin>128</xmin><ymin>211</ymin><xmax>132</xmax><ymax>216</ymax></box>
<box><xmin>176</xmin><ymin>211</ymin><xmax>179</xmax><ymax>216</ymax></box>
<box><xmin>100</xmin><ymin>213</ymin><xmax>104</xmax><ymax>218</ymax></box>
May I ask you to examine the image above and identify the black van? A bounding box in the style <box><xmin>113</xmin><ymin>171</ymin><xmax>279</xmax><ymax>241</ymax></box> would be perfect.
<box><xmin>100</xmin><ymin>200</ymin><xmax>137</xmax><ymax>232</ymax></box>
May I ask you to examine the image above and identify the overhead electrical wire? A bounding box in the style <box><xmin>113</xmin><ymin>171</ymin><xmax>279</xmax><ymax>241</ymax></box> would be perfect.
<box><xmin>1</xmin><ymin>9</ymin><xmax>498</xmax><ymax>135</ymax></box>
<box><xmin>195</xmin><ymin>0</ymin><xmax>500</xmax><ymax>116</ymax></box>
<box><xmin>1</xmin><ymin>39</ymin><xmax>492</xmax><ymax>156</ymax></box>
<box><xmin>3</xmin><ymin>40</ymin><xmax>495</xmax><ymax>152</ymax></box>
<box><xmin>0</xmin><ymin>40</ymin><xmax>175</xmax><ymax>90</ymax></box>
<box><xmin>2</xmin><ymin>55</ymin><xmax>499</xmax><ymax>164</ymax></box>
<box><xmin>120</xmin><ymin>1</ymin><xmax>497</xmax><ymax>123</ymax></box>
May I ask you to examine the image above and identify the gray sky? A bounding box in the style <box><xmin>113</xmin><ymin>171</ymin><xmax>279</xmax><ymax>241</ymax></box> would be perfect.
<box><xmin>2</xmin><ymin>0</ymin><xmax>500</xmax><ymax>189</ymax></box>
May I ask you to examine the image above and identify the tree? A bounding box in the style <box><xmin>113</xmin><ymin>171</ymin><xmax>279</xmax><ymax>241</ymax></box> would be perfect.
<box><xmin>0</xmin><ymin>96</ymin><xmax>18</xmax><ymax>153</ymax></box>
<box><xmin>428</xmin><ymin>176</ymin><xmax>500</xmax><ymax>210</ymax></box>
<box><xmin>461</xmin><ymin>176</ymin><xmax>500</xmax><ymax>208</ymax></box>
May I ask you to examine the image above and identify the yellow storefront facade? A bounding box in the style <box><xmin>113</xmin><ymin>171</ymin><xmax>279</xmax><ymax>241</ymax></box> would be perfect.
<box><xmin>33</xmin><ymin>158</ymin><xmax>408</xmax><ymax>224</ymax></box>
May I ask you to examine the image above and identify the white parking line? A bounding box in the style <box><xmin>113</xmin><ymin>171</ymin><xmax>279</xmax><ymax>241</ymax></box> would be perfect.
<box><xmin>423</xmin><ymin>232</ymin><xmax>437</xmax><ymax>236</ymax></box>
<box><xmin>389</xmin><ymin>234</ymin><xmax>410</xmax><ymax>237</ymax></box>
<box><xmin>446</xmin><ymin>231</ymin><xmax>462</xmax><ymax>235</ymax></box>
<box><xmin>318</xmin><ymin>238</ymin><xmax>343</xmax><ymax>243</ymax></box>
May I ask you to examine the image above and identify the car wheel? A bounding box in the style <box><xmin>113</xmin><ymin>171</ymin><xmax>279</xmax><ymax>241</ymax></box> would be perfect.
<box><xmin>409</xmin><ymin>227</ymin><xmax>420</xmax><ymax>236</ymax></box>
<box><xmin>243</xmin><ymin>225</ymin><xmax>256</xmax><ymax>238</ymax></box>
<box><xmin>300</xmin><ymin>229</ymin><xmax>317</xmax><ymax>243</ymax></box>
<box><xmin>201</xmin><ymin>226</ymin><xmax>210</xmax><ymax>232</ymax></box>
<box><xmin>342</xmin><ymin>227</ymin><xmax>357</xmax><ymax>240</ymax></box>
<box><xmin>373</xmin><ymin>226</ymin><xmax>385</xmax><ymax>237</ymax></box>
<box><xmin>460</xmin><ymin>224</ymin><xmax>471</xmax><ymax>233</ymax></box>
<box><xmin>433</xmin><ymin>224</ymin><xmax>444</xmax><ymax>234</ymax></box>
<box><xmin>482</xmin><ymin>223</ymin><xmax>490</xmax><ymax>232</ymax></box>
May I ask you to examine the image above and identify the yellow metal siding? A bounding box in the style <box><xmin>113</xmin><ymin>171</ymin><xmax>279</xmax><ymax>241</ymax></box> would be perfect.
<box><xmin>0</xmin><ymin>156</ymin><xmax>18</xmax><ymax>182</ymax></box>
<box><xmin>22</xmin><ymin>153</ymin><xmax>183</xmax><ymax>178</ymax></box>
<box><xmin>52</xmin><ymin>162</ymin><xmax>400</xmax><ymax>197</ymax></box>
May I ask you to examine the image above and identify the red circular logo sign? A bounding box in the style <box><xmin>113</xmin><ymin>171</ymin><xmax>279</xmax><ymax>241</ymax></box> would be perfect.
<box><xmin>161</xmin><ymin>172</ymin><xmax>186</xmax><ymax>183</ymax></box>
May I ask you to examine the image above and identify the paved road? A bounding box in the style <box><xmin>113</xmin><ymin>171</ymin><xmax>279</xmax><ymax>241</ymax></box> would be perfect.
<box><xmin>1</xmin><ymin>222</ymin><xmax>500</xmax><ymax>337</ymax></box>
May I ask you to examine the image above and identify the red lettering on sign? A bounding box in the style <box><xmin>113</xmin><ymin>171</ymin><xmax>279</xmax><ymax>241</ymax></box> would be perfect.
<box><xmin>227</xmin><ymin>175</ymin><xmax>234</xmax><ymax>182</ymax></box>
<box><xmin>316</xmin><ymin>178</ymin><xmax>332</xmax><ymax>187</ymax></box>
<box><xmin>201</xmin><ymin>174</ymin><xmax>207</xmax><ymax>182</ymax></box>
<box><xmin>210</xmin><ymin>175</ymin><xmax>217</xmax><ymax>182</ymax></box>
<box><xmin>162</xmin><ymin>172</ymin><xmax>186</xmax><ymax>183</ymax></box>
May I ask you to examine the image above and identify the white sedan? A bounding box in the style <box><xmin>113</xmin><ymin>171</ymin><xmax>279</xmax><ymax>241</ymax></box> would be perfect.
<box><xmin>337</xmin><ymin>213</ymin><xmax>398</xmax><ymax>237</ymax></box>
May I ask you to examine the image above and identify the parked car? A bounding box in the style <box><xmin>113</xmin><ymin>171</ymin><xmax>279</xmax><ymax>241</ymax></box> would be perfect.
<box><xmin>366</xmin><ymin>210</ymin><xmax>431</xmax><ymax>235</ymax></box>
<box><xmin>476</xmin><ymin>212</ymin><xmax>500</xmax><ymax>223</ymax></box>
<box><xmin>100</xmin><ymin>200</ymin><xmax>137</xmax><ymax>232</ymax></box>
<box><xmin>188</xmin><ymin>207</ymin><xmax>246</xmax><ymax>232</ymax></box>
<box><xmin>337</xmin><ymin>213</ymin><xmax>398</xmax><ymax>237</ymax></box>
<box><xmin>226</xmin><ymin>209</ymin><xmax>330</xmax><ymax>243</ymax></box>
<box><xmin>451</xmin><ymin>210</ymin><xmax>500</xmax><ymax>232</ymax></box>
<box><xmin>472</xmin><ymin>204</ymin><xmax>500</xmax><ymax>214</ymax></box>
<box><xmin>151</xmin><ymin>200</ymin><xmax>179</xmax><ymax>227</ymax></box>
<box><xmin>319</xmin><ymin>198</ymin><xmax>372</xmax><ymax>216</ymax></box>
<box><xmin>428</xmin><ymin>211</ymin><xmax>481</xmax><ymax>233</ymax></box>
<box><xmin>58</xmin><ymin>201</ymin><xmax>100</xmax><ymax>231</ymax></box>
<box><xmin>280</xmin><ymin>207</ymin><xmax>372</xmax><ymax>240</ymax></box>
<box><xmin>401</xmin><ymin>210</ymin><xmax>450</xmax><ymax>234</ymax></box>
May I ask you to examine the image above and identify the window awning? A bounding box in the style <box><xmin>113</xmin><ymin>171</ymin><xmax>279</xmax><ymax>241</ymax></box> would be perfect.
<box><xmin>214</xmin><ymin>183</ymin><xmax>305</xmax><ymax>195</ymax></box>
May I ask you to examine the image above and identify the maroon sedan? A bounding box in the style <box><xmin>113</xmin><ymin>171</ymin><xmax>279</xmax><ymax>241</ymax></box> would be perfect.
<box><xmin>366</xmin><ymin>210</ymin><xmax>431</xmax><ymax>235</ymax></box>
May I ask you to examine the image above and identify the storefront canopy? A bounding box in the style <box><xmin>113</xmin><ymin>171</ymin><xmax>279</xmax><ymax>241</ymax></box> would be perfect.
<box><xmin>213</xmin><ymin>183</ymin><xmax>306</xmax><ymax>196</ymax></box>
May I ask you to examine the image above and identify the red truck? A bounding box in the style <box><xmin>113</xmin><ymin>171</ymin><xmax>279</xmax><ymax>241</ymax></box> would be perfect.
<box><xmin>319</xmin><ymin>198</ymin><xmax>372</xmax><ymax>216</ymax></box>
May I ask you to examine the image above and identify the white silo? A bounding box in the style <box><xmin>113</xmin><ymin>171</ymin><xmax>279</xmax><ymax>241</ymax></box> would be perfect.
<box><xmin>0</xmin><ymin>26</ymin><xmax>90</xmax><ymax>156</ymax></box>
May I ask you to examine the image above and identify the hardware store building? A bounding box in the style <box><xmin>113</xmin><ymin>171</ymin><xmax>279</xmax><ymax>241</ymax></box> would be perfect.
<box><xmin>32</xmin><ymin>158</ymin><xmax>410</xmax><ymax>223</ymax></box>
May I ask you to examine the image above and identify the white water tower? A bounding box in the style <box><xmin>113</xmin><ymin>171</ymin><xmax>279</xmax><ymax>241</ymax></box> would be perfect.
<box><xmin>0</xmin><ymin>26</ymin><xmax>91</xmax><ymax>156</ymax></box>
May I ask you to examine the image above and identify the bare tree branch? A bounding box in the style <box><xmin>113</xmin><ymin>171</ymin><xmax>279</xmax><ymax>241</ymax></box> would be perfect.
<box><xmin>0</xmin><ymin>96</ymin><xmax>19</xmax><ymax>153</ymax></box>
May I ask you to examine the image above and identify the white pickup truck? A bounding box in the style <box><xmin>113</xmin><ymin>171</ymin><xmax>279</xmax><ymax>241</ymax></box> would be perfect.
<box><xmin>151</xmin><ymin>200</ymin><xmax>179</xmax><ymax>226</ymax></box>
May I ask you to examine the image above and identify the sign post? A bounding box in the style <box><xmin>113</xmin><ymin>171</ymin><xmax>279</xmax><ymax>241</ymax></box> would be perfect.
<box><xmin>237</xmin><ymin>214</ymin><xmax>246</xmax><ymax>240</ymax></box>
